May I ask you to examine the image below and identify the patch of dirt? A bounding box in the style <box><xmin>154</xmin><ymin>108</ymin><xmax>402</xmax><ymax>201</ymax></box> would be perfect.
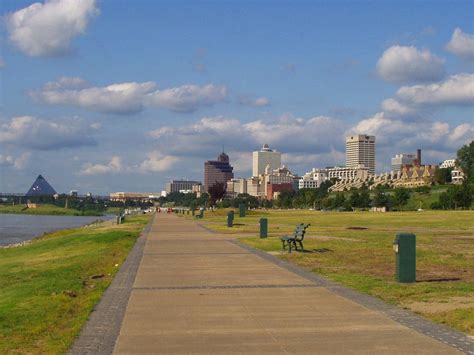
<box><xmin>347</xmin><ymin>226</ymin><xmax>368</xmax><ymax>230</ymax></box>
<box><xmin>406</xmin><ymin>296</ymin><xmax>474</xmax><ymax>314</ymax></box>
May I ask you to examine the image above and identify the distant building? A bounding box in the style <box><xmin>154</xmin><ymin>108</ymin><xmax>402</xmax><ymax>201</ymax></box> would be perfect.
<box><xmin>327</xmin><ymin>165</ymin><xmax>370</xmax><ymax>181</ymax></box>
<box><xmin>165</xmin><ymin>180</ymin><xmax>201</xmax><ymax>194</ymax></box>
<box><xmin>451</xmin><ymin>168</ymin><xmax>465</xmax><ymax>184</ymax></box>
<box><xmin>252</xmin><ymin>144</ymin><xmax>281</xmax><ymax>177</ymax></box>
<box><xmin>110</xmin><ymin>192</ymin><xmax>159</xmax><ymax>202</ymax></box>
<box><xmin>266</xmin><ymin>183</ymin><xmax>293</xmax><ymax>200</ymax></box>
<box><xmin>25</xmin><ymin>175</ymin><xmax>57</xmax><ymax>197</ymax></box>
<box><xmin>204</xmin><ymin>151</ymin><xmax>234</xmax><ymax>192</ymax></box>
<box><xmin>226</xmin><ymin>178</ymin><xmax>248</xmax><ymax>198</ymax></box>
<box><xmin>299</xmin><ymin>168</ymin><xmax>329</xmax><ymax>189</ymax></box>
<box><xmin>69</xmin><ymin>190</ymin><xmax>78</xmax><ymax>197</ymax></box>
<box><xmin>440</xmin><ymin>159</ymin><xmax>456</xmax><ymax>169</ymax></box>
<box><xmin>346</xmin><ymin>134</ymin><xmax>375</xmax><ymax>174</ymax></box>
<box><xmin>392</xmin><ymin>149</ymin><xmax>422</xmax><ymax>172</ymax></box>
<box><xmin>392</xmin><ymin>165</ymin><xmax>437</xmax><ymax>188</ymax></box>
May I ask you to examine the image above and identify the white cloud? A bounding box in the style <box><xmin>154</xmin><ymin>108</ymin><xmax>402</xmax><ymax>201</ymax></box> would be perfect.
<box><xmin>138</xmin><ymin>151</ymin><xmax>180</xmax><ymax>172</ymax></box>
<box><xmin>33</xmin><ymin>78</ymin><xmax>228</xmax><ymax>114</ymax></box>
<box><xmin>396</xmin><ymin>73</ymin><xmax>474</xmax><ymax>107</ymax></box>
<box><xmin>0</xmin><ymin>152</ymin><xmax>30</xmax><ymax>169</ymax></box>
<box><xmin>0</xmin><ymin>116</ymin><xmax>97</xmax><ymax>150</ymax></box>
<box><xmin>80</xmin><ymin>156</ymin><xmax>122</xmax><ymax>175</ymax></box>
<box><xmin>350</xmin><ymin>112</ymin><xmax>474</xmax><ymax>151</ymax></box>
<box><xmin>6</xmin><ymin>0</ymin><xmax>99</xmax><ymax>57</ymax></box>
<box><xmin>33</xmin><ymin>79</ymin><xmax>156</xmax><ymax>115</ymax></box>
<box><xmin>381</xmin><ymin>73</ymin><xmax>474</xmax><ymax>116</ymax></box>
<box><xmin>239</xmin><ymin>96</ymin><xmax>270</xmax><ymax>107</ymax></box>
<box><xmin>376</xmin><ymin>45</ymin><xmax>445</xmax><ymax>83</ymax></box>
<box><xmin>446</xmin><ymin>28</ymin><xmax>474</xmax><ymax>61</ymax></box>
<box><xmin>146</xmin><ymin>84</ymin><xmax>227</xmax><ymax>113</ymax></box>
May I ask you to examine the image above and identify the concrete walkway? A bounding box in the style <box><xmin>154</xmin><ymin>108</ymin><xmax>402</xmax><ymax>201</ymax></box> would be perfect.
<box><xmin>112</xmin><ymin>213</ymin><xmax>465</xmax><ymax>354</ymax></box>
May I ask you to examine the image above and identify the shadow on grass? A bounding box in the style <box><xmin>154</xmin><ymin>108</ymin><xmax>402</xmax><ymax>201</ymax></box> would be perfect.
<box><xmin>416</xmin><ymin>278</ymin><xmax>462</xmax><ymax>283</ymax></box>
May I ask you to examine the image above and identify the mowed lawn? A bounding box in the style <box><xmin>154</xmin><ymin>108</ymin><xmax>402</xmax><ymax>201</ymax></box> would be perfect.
<box><xmin>192</xmin><ymin>209</ymin><xmax>474</xmax><ymax>335</ymax></box>
<box><xmin>0</xmin><ymin>214</ymin><xmax>151</xmax><ymax>354</ymax></box>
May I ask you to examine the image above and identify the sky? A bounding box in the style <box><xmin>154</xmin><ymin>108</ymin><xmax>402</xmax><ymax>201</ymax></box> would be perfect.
<box><xmin>0</xmin><ymin>0</ymin><xmax>473</xmax><ymax>194</ymax></box>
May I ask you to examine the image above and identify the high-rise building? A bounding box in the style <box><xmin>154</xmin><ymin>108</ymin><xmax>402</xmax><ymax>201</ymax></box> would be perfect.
<box><xmin>391</xmin><ymin>154</ymin><xmax>417</xmax><ymax>172</ymax></box>
<box><xmin>165</xmin><ymin>180</ymin><xmax>201</xmax><ymax>194</ymax></box>
<box><xmin>204</xmin><ymin>151</ymin><xmax>234</xmax><ymax>192</ymax></box>
<box><xmin>345</xmin><ymin>135</ymin><xmax>375</xmax><ymax>174</ymax></box>
<box><xmin>252</xmin><ymin>144</ymin><xmax>281</xmax><ymax>177</ymax></box>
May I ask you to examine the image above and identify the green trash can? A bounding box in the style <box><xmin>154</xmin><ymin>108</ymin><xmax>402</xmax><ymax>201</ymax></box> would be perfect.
<box><xmin>393</xmin><ymin>233</ymin><xmax>416</xmax><ymax>283</ymax></box>
<box><xmin>227</xmin><ymin>211</ymin><xmax>234</xmax><ymax>227</ymax></box>
<box><xmin>260</xmin><ymin>218</ymin><xmax>268</xmax><ymax>238</ymax></box>
<box><xmin>239</xmin><ymin>203</ymin><xmax>246</xmax><ymax>217</ymax></box>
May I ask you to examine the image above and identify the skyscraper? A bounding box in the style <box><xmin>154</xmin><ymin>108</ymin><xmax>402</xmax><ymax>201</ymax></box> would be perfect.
<box><xmin>204</xmin><ymin>152</ymin><xmax>234</xmax><ymax>192</ymax></box>
<box><xmin>252</xmin><ymin>144</ymin><xmax>281</xmax><ymax>177</ymax></box>
<box><xmin>345</xmin><ymin>135</ymin><xmax>375</xmax><ymax>174</ymax></box>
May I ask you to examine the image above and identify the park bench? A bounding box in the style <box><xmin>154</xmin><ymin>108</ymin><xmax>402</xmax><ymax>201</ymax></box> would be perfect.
<box><xmin>195</xmin><ymin>209</ymin><xmax>204</xmax><ymax>219</ymax></box>
<box><xmin>280</xmin><ymin>223</ymin><xmax>310</xmax><ymax>253</ymax></box>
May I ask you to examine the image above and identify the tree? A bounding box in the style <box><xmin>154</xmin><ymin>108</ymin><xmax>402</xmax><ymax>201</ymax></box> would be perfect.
<box><xmin>207</xmin><ymin>183</ymin><xmax>226</xmax><ymax>205</ymax></box>
<box><xmin>434</xmin><ymin>168</ymin><xmax>452</xmax><ymax>185</ymax></box>
<box><xmin>457</xmin><ymin>140</ymin><xmax>474</xmax><ymax>183</ymax></box>
<box><xmin>349</xmin><ymin>189</ymin><xmax>361</xmax><ymax>208</ymax></box>
<box><xmin>393</xmin><ymin>188</ymin><xmax>411</xmax><ymax>210</ymax></box>
<box><xmin>438</xmin><ymin>184</ymin><xmax>472</xmax><ymax>209</ymax></box>
<box><xmin>332</xmin><ymin>192</ymin><xmax>346</xmax><ymax>209</ymax></box>
<box><xmin>359</xmin><ymin>189</ymin><xmax>371</xmax><ymax>208</ymax></box>
<box><xmin>373</xmin><ymin>188</ymin><xmax>391</xmax><ymax>208</ymax></box>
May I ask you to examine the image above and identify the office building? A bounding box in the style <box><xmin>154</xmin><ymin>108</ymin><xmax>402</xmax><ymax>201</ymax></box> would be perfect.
<box><xmin>165</xmin><ymin>180</ymin><xmax>201</xmax><ymax>194</ymax></box>
<box><xmin>391</xmin><ymin>154</ymin><xmax>417</xmax><ymax>172</ymax></box>
<box><xmin>299</xmin><ymin>168</ymin><xmax>329</xmax><ymax>189</ymax></box>
<box><xmin>345</xmin><ymin>134</ymin><xmax>375</xmax><ymax>174</ymax></box>
<box><xmin>252</xmin><ymin>144</ymin><xmax>281</xmax><ymax>177</ymax></box>
<box><xmin>204</xmin><ymin>151</ymin><xmax>234</xmax><ymax>192</ymax></box>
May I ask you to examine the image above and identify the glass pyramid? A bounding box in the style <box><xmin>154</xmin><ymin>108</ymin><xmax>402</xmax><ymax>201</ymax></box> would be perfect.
<box><xmin>25</xmin><ymin>175</ymin><xmax>57</xmax><ymax>196</ymax></box>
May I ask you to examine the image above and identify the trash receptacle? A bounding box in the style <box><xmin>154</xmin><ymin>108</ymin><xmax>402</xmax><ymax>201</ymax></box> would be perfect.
<box><xmin>227</xmin><ymin>211</ymin><xmax>234</xmax><ymax>227</ymax></box>
<box><xmin>393</xmin><ymin>233</ymin><xmax>416</xmax><ymax>283</ymax></box>
<box><xmin>260</xmin><ymin>218</ymin><xmax>268</xmax><ymax>238</ymax></box>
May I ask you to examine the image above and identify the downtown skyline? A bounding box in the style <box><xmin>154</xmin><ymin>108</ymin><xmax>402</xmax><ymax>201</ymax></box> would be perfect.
<box><xmin>1</xmin><ymin>0</ymin><xmax>474</xmax><ymax>194</ymax></box>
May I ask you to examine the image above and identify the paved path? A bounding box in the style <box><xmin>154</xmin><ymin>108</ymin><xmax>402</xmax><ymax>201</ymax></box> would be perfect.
<box><xmin>110</xmin><ymin>214</ymin><xmax>469</xmax><ymax>354</ymax></box>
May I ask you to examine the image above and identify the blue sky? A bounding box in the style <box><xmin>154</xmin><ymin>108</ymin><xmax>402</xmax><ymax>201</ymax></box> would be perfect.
<box><xmin>1</xmin><ymin>0</ymin><xmax>473</xmax><ymax>194</ymax></box>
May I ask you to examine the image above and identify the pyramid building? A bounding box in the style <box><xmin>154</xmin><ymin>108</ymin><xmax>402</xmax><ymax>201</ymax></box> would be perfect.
<box><xmin>25</xmin><ymin>175</ymin><xmax>57</xmax><ymax>196</ymax></box>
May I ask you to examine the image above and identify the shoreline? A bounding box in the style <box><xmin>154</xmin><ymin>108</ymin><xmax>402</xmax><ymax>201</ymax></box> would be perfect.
<box><xmin>0</xmin><ymin>214</ymin><xmax>114</xmax><ymax>248</ymax></box>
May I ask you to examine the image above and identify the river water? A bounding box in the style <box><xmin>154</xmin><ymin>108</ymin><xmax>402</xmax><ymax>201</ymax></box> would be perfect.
<box><xmin>0</xmin><ymin>214</ymin><xmax>113</xmax><ymax>246</ymax></box>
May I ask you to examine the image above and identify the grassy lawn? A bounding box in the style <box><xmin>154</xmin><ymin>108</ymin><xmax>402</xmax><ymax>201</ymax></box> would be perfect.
<box><xmin>0</xmin><ymin>203</ymin><xmax>103</xmax><ymax>216</ymax></box>
<box><xmin>0</xmin><ymin>214</ymin><xmax>152</xmax><ymax>354</ymax></box>
<box><xmin>191</xmin><ymin>209</ymin><xmax>474</xmax><ymax>335</ymax></box>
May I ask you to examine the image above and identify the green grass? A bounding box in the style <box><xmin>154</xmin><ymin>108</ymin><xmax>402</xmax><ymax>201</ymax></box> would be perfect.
<box><xmin>0</xmin><ymin>214</ymin><xmax>152</xmax><ymax>354</ymax></box>
<box><xmin>0</xmin><ymin>203</ymin><xmax>103</xmax><ymax>216</ymax></box>
<box><xmin>192</xmin><ymin>209</ymin><xmax>474</xmax><ymax>335</ymax></box>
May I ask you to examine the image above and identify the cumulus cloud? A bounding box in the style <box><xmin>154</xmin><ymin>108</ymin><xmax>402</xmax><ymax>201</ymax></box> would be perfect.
<box><xmin>137</xmin><ymin>151</ymin><xmax>180</xmax><ymax>172</ymax></box>
<box><xmin>148</xmin><ymin>115</ymin><xmax>347</xmax><ymax>157</ymax></box>
<box><xmin>350</xmin><ymin>112</ymin><xmax>474</xmax><ymax>151</ymax></box>
<box><xmin>446</xmin><ymin>28</ymin><xmax>474</xmax><ymax>61</ymax></box>
<box><xmin>80</xmin><ymin>156</ymin><xmax>122</xmax><ymax>175</ymax></box>
<box><xmin>376</xmin><ymin>45</ymin><xmax>445</xmax><ymax>83</ymax></box>
<box><xmin>146</xmin><ymin>84</ymin><xmax>227</xmax><ymax>113</ymax></box>
<box><xmin>381</xmin><ymin>73</ymin><xmax>474</xmax><ymax>116</ymax></box>
<box><xmin>0</xmin><ymin>116</ymin><xmax>97</xmax><ymax>150</ymax></box>
<box><xmin>6</xmin><ymin>0</ymin><xmax>99</xmax><ymax>57</ymax></box>
<box><xmin>32</xmin><ymin>78</ymin><xmax>228</xmax><ymax>114</ymax></box>
<box><xmin>0</xmin><ymin>153</ymin><xmax>31</xmax><ymax>169</ymax></box>
<box><xmin>239</xmin><ymin>96</ymin><xmax>270</xmax><ymax>107</ymax></box>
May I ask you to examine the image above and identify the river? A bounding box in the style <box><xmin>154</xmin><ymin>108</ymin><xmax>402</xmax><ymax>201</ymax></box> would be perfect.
<box><xmin>0</xmin><ymin>214</ymin><xmax>113</xmax><ymax>246</ymax></box>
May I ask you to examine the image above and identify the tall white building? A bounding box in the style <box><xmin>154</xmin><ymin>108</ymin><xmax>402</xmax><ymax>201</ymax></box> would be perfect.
<box><xmin>391</xmin><ymin>154</ymin><xmax>417</xmax><ymax>172</ymax></box>
<box><xmin>346</xmin><ymin>134</ymin><xmax>375</xmax><ymax>174</ymax></box>
<box><xmin>252</xmin><ymin>144</ymin><xmax>281</xmax><ymax>177</ymax></box>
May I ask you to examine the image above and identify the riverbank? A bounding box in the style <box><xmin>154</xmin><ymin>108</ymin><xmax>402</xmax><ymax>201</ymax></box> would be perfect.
<box><xmin>189</xmin><ymin>209</ymin><xmax>474</xmax><ymax>335</ymax></box>
<box><xmin>0</xmin><ymin>204</ymin><xmax>105</xmax><ymax>216</ymax></box>
<box><xmin>0</xmin><ymin>213</ymin><xmax>152</xmax><ymax>354</ymax></box>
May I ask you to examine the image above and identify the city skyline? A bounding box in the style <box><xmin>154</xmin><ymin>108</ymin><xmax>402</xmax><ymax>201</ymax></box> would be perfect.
<box><xmin>1</xmin><ymin>0</ymin><xmax>474</xmax><ymax>194</ymax></box>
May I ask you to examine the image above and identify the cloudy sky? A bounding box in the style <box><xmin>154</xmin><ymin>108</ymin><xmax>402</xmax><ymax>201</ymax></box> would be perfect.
<box><xmin>1</xmin><ymin>0</ymin><xmax>473</xmax><ymax>194</ymax></box>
